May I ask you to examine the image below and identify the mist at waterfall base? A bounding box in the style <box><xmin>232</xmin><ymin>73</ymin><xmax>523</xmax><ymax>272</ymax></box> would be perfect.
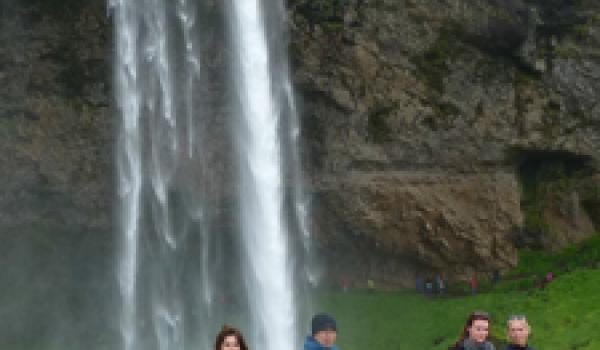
<box><xmin>0</xmin><ymin>227</ymin><xmax>115</xmax><ymax>350</ymax></box>
<box><xmin>113</xmin><ymin>1</ymin><xmax>314</xmax><ymax>350</ymax></box>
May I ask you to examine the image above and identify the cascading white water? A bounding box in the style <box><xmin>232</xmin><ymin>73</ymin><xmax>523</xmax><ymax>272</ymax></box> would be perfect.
<box><xmin>112</xmin><ymin>2</ymin><xmax>193</xmax><ymax>350</ymax></box>
<box><xmin>112</xmin><ymin>1</ymin><xmax>142</xmax><ymax>350</ymax></box>
<box><xmin>112</xmin><ymin>0</ymin><xmax>310</xmax><ymax>349</ymax></box>
<box><xmin>229</xmin><ymin>0</ymin><xmax>297</xmax><ymax>349</ymax></box>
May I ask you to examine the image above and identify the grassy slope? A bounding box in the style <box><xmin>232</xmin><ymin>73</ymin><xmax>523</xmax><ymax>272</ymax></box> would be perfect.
<box><xmin>318</xmin><ymin>237</ymin><xmax>600</xmax><ymax>350</ymax></box>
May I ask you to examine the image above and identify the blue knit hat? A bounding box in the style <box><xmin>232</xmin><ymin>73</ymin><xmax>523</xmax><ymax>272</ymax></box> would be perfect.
<box><xmin>311</xmin><ymin>313</ymin><xmax>337</xmax><ymax>335</ymax></box>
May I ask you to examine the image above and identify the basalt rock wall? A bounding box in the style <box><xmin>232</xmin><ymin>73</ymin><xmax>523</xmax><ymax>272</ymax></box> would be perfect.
<box><xmin>288</xmin><ymin>0</ymin><xmax>600</xmax><ymax>287</ymax></box>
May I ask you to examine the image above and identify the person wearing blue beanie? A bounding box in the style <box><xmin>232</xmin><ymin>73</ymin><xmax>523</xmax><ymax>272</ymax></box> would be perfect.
<box><xmin>302</xmin><ymin>313</ymin><xmax>339</xmax><ymax>350</ymax></box>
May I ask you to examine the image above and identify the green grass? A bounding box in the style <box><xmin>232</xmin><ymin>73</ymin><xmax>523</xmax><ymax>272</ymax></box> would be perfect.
<box><xmin>506</xmin><ymin>235</ymin><xmax>600</xmax><ymax>279</ymax></box>
<box><xmin>317</xmin><ymin>236</ymin><xmax>600</xmax><ymax>350</ymax></box>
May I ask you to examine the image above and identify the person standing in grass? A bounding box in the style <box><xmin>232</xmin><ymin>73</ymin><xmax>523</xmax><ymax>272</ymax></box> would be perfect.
<box><xmin>502</xmin><ymin>315</ymin><xmax>534</xmax><ymax>350</ymax></box>
<box><xmin>436</xmin><ymin>274</ymin><xmax>446</xmax><ymax>295</ymax></box>
<box><xmin>469</xmin><ymin>276</ymin><xmax>478</xmax><ymax>295</ymax></box>
<box><xmin>492</xmin><ymin>270</ymin><xmax>500</xmax><ymax>285</ymax></box>
<box><xmin>340</xmin><ymin>276</ymin><xmax>349</xmax><ymax>292</ymax></box>
<box><xmin>449</xmin><ymin>311</ymin><xmax>495</xmax><ymax>350</ymax></box>
<box><xmin>303</xmin><ymin>313</ymin><xmax>339</xmax><ymax>350</ymax></box>
<box><xmin>541</xmin><ymin>271</ymin><xmax>553</xmax><ymax>289</ymax></box>
<box><xmin>416</xmin><ymin>274</ymin><xmax>424</xmax><ymax>294</ymax></box>
<box><xmin>425</xmin><ymin>278</ymin><xmax>434</xmax><ymax>295</ymax></box>
<box><xmin>367</xmin><ymin>278</ymin><xmax>375</xmax><ymax>293</ymax></box>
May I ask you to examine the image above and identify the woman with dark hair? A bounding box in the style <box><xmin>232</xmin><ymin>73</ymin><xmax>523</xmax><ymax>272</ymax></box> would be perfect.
<box><xmin>449</xmin><ymin>311</ymin><xmax>495</xmax><ymax>350</ymax></box>
<box><xmin>215</xmin><ymin>325</ymin><xmax>249</xmax><ymax>350</ymax></box>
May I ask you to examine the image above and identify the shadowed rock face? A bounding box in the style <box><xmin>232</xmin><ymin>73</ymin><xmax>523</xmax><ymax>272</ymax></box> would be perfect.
<box><xmin>0</xmin><ymin>0</ymin><xmax>599</xmax><ymax>306</ymax></box>
<box><xmin>0</xmin><ymin>1</ymin><xmax>114</xmax><ymax>347</ymax></box>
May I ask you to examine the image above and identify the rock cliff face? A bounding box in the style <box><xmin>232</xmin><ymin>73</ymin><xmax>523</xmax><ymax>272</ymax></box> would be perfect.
<box><xmin>288</xmin><ymin>0</ymin><xmax>600</xmax><ymax>286</ymax></box>
<box><xmin>0</xmin><ymin>1</ymin><xmax>113</xmax><ymax>346</ymax></box>
<box><xmin>0</xmin><ymin>0</ymin><xmax>599</xmax><ymax>309</ymax></box>
<box><xmin>1</xmin><ymin>0</ymin><xmax>111</xmax><ymax>231</ymax></box>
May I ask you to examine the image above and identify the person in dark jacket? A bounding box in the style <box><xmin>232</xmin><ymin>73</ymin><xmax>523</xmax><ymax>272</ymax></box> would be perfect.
<box><xmin>501</xmin><ymin>315</ymin><xmax>534</xmax><ymax>350</ymax></box>
<box><xmin>303</xmin><ymin>313</ymin><xmax>339</xmax><ymax>350</ymax></box>
<box><xmin>449</xmin><ymin>311</ymin><xmax>495</xmax><ymax>350</ymax></box>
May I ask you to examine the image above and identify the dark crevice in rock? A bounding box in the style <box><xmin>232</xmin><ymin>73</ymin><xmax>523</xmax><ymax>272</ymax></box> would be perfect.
<box><xmin>510</xmin><ymin>148</ymin><xmax>597</xmax><ymax>249</ymax></box>
<box><xmin>367</xmin><ymin>104</ymin><xmax>396</xmax><ymax>143</ymax></box>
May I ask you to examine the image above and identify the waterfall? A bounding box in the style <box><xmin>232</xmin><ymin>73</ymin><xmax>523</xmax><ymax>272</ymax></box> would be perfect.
<box><xmin>112</xmin><ymin>1</ymin><xmax>142</xmax><ymax>350</ymax></box>
<box><xmin>228</xmin><ymin>0</ymin><xmax>296</xmax><ymax>348</ymax></box>
<box><xmin>111</xmin><ymin>1</ymin><xmax>311</xmax><ymax>350</ymax></box>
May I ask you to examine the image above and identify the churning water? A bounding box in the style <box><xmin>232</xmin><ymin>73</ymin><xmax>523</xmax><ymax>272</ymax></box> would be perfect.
<box><xmin>111</xmin><ymin>1</ymin><xmax>311</xmax><ymax>350</ymax></box>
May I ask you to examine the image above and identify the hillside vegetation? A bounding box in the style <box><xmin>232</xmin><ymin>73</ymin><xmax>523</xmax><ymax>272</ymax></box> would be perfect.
<box><xmin>318</xmin><ymin>234</ymin><xmax>600</xmax><ymax>350</ymax></box>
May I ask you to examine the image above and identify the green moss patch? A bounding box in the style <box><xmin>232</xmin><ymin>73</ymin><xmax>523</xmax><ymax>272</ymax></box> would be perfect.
<box><xmin>513</xmin><ymin>149</ymin><xmax>596</xmax><ymax>246</ymax></box>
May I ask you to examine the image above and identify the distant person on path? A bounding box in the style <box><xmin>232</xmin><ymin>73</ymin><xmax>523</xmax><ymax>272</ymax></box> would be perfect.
<box><xmin>215</xmin><ymin>325</ymin><xmax>249</xmax><ymax>350</ymax></box>
<box><xmin>541</xmin><ymin>271</ymin><xmax>553</xmax><ymax>289</ymax></box>
<box><xmin>425</xmin><ymin>278</ymin><xmax>434</xmax><ymax>295</ymax></box>
<box><xmin>492</xmin><ymin>270</ymin><xmax>500</xmax><ymax>285</ymax></box>
<box><xmin>367</xmin><ymin>279</ymin><xmax>375</xmax><ymax>293</ymax></box>
<box><xmin>502</xmin><ymin>315</ymin><xmax>534</xmax><ymax>350</ymax></box>
<box><xmin>436</xmin><ymin>274</ymin><xmax>446</xmax><ymax>295</ymax></box>
<box><xmin>303</xmin><ymin>313</ymin><xmax>339</xmax><ymax>350</ymax></box>
<box><xmin>469</xmin><ymin>277</ymin><xmax>478</xmax><ymax>295</ymax></box>
<box><xmin>449</xmin><ymin>311</ymin><xmax>495</xmax><ymax>350</ymax></box>
<box><xmin>416</xmin><ymin>275</ymin><xmax>424</xmax><ymax>294</ymax></box>
<box><xmin>340</xmin><ymin>277</ymin><xmax>349</xmax><ymax>292</ymax></box>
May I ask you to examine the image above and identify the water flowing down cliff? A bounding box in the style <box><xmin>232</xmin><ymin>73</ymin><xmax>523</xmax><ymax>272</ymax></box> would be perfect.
<box><xmin>111</xmin><ymin>1</ymin><xmax>311</xmax><ymax>349</ymax></box>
